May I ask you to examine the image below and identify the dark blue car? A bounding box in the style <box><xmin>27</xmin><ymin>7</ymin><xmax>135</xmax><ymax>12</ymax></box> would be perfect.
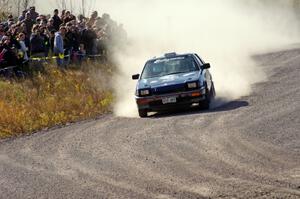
<box><xmin>132</xmin><ymin>52</ymin><xmax>216</xmax><ymax>117</ymax></box>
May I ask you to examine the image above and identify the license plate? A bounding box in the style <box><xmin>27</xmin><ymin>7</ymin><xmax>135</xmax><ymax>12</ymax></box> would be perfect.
<box><xmin>162</xmin><ymin>97</ymin><xmax>177</xmax><ymax>104</ymax></box>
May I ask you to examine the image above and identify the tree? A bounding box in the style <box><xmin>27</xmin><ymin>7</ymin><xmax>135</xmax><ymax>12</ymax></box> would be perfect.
<box><xmin>0</xmin><ymin>0</ymin><xmax>11</xmax><ymax>13</ymax></box>
<box><xmin>56</xmin><ymin>0</ymin><xmax>67</xmax><ymax>10</ymax></box>
<box><xmin>21</xmin><ymin>0</ymin><xmax>35</xmax><ymax>11</ymax></box>
<box><xmin>80</xmin><ymin>0</ymin><xmax>96</xmax><ymax>17</ymax></box>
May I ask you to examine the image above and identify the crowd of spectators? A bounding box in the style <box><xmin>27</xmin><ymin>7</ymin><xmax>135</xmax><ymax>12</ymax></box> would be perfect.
<box><xmin>0</xmin><ymin>6</ymin><xmax>127</xmax><ymax>69</ymax></box>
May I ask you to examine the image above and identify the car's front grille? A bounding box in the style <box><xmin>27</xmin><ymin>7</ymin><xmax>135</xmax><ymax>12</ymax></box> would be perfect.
<box><xmin>151</xmin><ymin>84</ymin><xmax>186</xmax><ymax>95</ymax></box>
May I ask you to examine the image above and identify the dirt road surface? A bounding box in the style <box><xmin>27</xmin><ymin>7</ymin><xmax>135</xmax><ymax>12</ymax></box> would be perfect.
<box><xmin>0</xmin><ymin>47</ymin><xmax>299</xmax><ymax>199</ymax></box>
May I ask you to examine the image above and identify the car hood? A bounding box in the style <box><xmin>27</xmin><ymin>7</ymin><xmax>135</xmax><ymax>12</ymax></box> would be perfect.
<box><xmin>138</xmin><ymin>71</ymin><xmax>201</xmax><ymax>89</ymax></box>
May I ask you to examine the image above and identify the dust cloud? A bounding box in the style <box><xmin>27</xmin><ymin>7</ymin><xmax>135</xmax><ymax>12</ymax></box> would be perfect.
<box><xmin>104</xmin><ymin>0</ymin><xmax>299</xmax><ymax>117</ymax></box>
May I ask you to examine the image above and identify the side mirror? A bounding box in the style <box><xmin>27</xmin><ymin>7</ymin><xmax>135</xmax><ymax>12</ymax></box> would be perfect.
<box><xmin>132</xmin><ymin>74</ymin><xmax>140</xmax><ymax>80</ymax></box>
<box><xmin>202</xmin><ymin>63</ymin><xmax>211</xmax><ymax>69</ymax></box>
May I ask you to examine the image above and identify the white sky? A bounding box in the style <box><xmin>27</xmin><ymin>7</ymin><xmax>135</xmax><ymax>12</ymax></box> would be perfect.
<box><xmin>35</xmin><ymin>0</ymin><xmax>122</xmax><ymax>19</ymax></box>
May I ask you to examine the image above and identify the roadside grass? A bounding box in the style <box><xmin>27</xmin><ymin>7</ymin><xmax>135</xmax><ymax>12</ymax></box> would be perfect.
<box><xmin>0</xmin><ymin>62</ymin><xmax>113</xmax><ymax>138</ymax></box>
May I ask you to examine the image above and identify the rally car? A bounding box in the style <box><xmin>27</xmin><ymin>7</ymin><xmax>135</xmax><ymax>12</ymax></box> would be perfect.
<box><xmin>132</xmin><ymin>52</ymin><xmax>216</xmax><ymax>117</ymax></box>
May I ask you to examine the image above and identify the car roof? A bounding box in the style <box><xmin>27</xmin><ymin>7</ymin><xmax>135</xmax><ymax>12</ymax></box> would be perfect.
<box><xmin>147</xmin><ymin>52</ymin><xmax>196</xmax><ymax>62</ymax></box>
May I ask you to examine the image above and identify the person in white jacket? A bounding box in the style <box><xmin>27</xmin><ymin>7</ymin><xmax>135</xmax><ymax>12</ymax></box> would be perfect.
<box><xmin>17</xmin><ymin>33</ymin><xmax>29</xmax><ymax>61</ymax></box>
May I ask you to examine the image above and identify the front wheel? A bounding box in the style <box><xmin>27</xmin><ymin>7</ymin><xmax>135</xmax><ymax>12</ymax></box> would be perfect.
<box><xmin>199</xmin><ymin>86</ymin><xmax>211</xmax><ymax>110</ymax></box>
<box><xmin>138</xmin><ymin>109</ymin><xmax>148</xmax><ymax>118</ymax></box>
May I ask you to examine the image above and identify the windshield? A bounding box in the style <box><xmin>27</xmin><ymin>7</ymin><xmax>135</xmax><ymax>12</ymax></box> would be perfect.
<box><xmin>141</xmin><ymin>56</ymin><xmax>199</xmax><ymax>79</ymax></box>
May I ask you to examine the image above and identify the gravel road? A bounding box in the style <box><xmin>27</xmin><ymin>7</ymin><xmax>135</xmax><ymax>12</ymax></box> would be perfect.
<box><xmin>0</xmin><ymin>47</ymin><xmax>299</xmax><ymax>199</ymax></box>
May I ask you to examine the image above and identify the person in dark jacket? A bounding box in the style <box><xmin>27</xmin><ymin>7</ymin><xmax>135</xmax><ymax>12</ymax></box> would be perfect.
<box><xmin>0</xmin><ymin>36</ymin><xmax>18</xmax><ymax>68</ymax></box>
<box><xmin>22</xmin><ymin>13</ymin><xmax>35</xmax><ymax>36</ymax></box>
<box><xmin>40</xmin><ymin>26</ymin><xmax>51</xmax><ymax>57</ymax></box>
<box><xmin>52</xmin><ymin>9</ymin><xmax>62</xmax><ymax>31</ymax></box>
<box><xmin>30</xmin><ymin>25</ymin><xmax>45</xmax><ymax>57</ymax></box>
<box><xmin>49</xmin><ymin>30</ymin><xmax>56</xmax><ymax>53</ymax></box>
<box><xmin>81</xmin><ymin>24</ymin><xmax>97</xmax><ymax>55</ymax></box>
<box><xmin>29</xmin><ymin>6</ymin><xmax>39</xmax><ymax>21</ymax></box>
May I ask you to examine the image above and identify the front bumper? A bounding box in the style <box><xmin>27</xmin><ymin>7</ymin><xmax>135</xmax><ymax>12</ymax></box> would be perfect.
<box><xmin>135</xmin><ymin>89</ymin><xmax>206</xmax><ymax>111</ymax></box>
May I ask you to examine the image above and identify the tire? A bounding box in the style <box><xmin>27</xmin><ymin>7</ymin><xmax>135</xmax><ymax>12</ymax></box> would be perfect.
<box><xmin>138</xmin><ymin>109</ymin><xmax>148</xmax><ymax>118</ymax></box>
<box><xmin>199</xmin><ymin>86</ymin><xmax>211</xmax><ymax>110</ymax></box>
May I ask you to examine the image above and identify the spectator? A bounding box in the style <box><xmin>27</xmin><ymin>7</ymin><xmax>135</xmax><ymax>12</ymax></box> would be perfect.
<box><xmin>78</xmin><ymin>14</ymin><xmax>85</xmax><ymax>24</ymax></box>
<box><xmin>54</xmin><ymin>26</ymin><xmax>66</xmax><ymax>66</ymax></box>
<box><xmin>17</xmin><ymin>33</ymin><xmax>29</xmax><ymax>61</ymax></box>
<box><xmin>49</xmin><ymin>30</ymin><xmax>56</xmax><ymax>52</ymax></box>
<box><xmin>19</xmin><ymin>10</ymin><xmax>27</xmax><ymax>21</ymax></box>
<box><xmin>87</xmin><ymin>11</ymin><xmax>98</xmax><ymax>27</ymax></box>
<box><xmin>0</xmin><ymin>36</ymin><xmax>18</xmax><ymax>68</ymax></box>
<box><xmin>22</xmin><ymin>13</ymin><xmax>35</xmax><ymax>36</ymax></box>
<box><xmin>40</xmin><ymin>26</ymin><xmax>51</xmax><ymax>57</ymax></box>
<box><xmin>0</xmin><ymin>27</ymin><xmax>5</xmax><ymax>41</ymax></box>
<box><xmin>47</xmin><ymin>18</ymin><xmax>55</xmax><ymax>32</ymax></box>
<box><xmin>81</xmin><ymin>24</ymin><xmax>97</xmax><ymax>55</ymax></box>
<box><xmin>29</xmin><ymin>6</ymin><xmax>39</xmax><ymax>21</ymax></box>
<box><xmin>30</xmin><ymin>25</ymin><xmax>44</xmax><ymax>57</ymax></box>
<box><xmin>0</xmin><ymin>6</ymin><xmax>128</xmax><ymax>71</ymax></box>
<box><xmin>60</xmin><ymin>9</ymin><xmax>66</xmax><ymax>21</ymax></box>
<box><xmin>52</xmin><ymin>9</ymin><xmax>62</xmax><ymax>31</ymax></box>
<box><xmin>63</xmin><ymin>11</ymin><xmax>73</xmax><ymax>24</ymax></box>
<box><xmin>73</xmin><ymin>43</ymin><xmax>86</xmax><ymax>64</ymax></box>
<box><xmin>7</xmin><ymin>15</ymin><xmax>15</xmax><ymax>26</ymax></box>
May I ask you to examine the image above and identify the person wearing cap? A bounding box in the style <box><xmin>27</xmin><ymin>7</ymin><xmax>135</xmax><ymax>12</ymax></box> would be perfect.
<box><xmin>54</xmin><ymin>26</ymin><xmax>66</xmax><ymax>66</ymax></box>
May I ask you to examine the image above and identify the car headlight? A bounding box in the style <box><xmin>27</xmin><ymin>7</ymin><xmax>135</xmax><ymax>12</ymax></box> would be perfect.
<box><xmin>187</xmin><ymin>82</ymin><xmax>198</xmax><ymax>89</ymax></box>
<box><xmin>140</xmin><ymin>89</ymin><xmax>150</xmax><ymax>96</ymax></box>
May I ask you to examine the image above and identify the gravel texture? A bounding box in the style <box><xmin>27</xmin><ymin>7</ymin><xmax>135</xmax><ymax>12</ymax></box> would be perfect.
<box><xmin>0</xmin><ymin>48</ymin><xmax>299</xmax><ymax>199</ymax></box>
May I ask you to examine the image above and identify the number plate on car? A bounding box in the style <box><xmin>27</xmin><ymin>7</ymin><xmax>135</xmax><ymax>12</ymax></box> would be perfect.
<box><xmin>162</xmin><ymin>97</ymin><xmax>177</xmax><ymax>104</ymax></box>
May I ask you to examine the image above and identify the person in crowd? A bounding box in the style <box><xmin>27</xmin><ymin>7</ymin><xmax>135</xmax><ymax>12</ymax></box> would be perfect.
<box><xmin>29</xmin><ymin>6</ymin><xmax>39</xmax><ymax>21</ymax></box>
<box><xmin>0</xmin><ymin>27</ymin><xmax>5</xmax><ymax>41</ymax></box>
<box><xmin>87</xmin><ymin>11</ymin><xmax>98</xmax><ymax>27</ymax></box>
<box><xmin>81</xmin><ymin>24</ymin><xmax>97</xmax><ymax>55</ymax></box>
<box><xmin>52</xmin><ymin>9</ymin><xmax>62</xmax><ymax>31</ymax></box>
<box><xmin>0</xmin><ymin>7</ymin><xmax>128</xmax><ymax>71</ymax></box>
<box><xmin>64</xmin><ymin>22</ymin><xmax>76</xmax><ymax>64</ymax></box>
<box><xmin>63</xmin><ymin>11</ymin><xmax>73</xmax><ymax>24</ymax></box>
<box><xmin>54</xmin><ymin>26</ymin><xmax>66</xmax><ymax>67</ymax></box>
<box><xmin>17</xmin><ymin>33</ymin><xmax>29</xmax><ymax>61</ymax></box>
<box><xmin>49</xmin><ymin>30</ymin><xmax>56</xmax><ymax>53</ymax></box>
<box><xmin>74</xmin><ymin>43</ymin><xmax>86</xmax><ymax>64</ymax></box>
<box><xmin>7</xmin><ymin>15</ymin><xmax>15</xmax><ymax>26</ymax></box>
<box><xmin>78</xmin><ymin>14</ymin><xmax>85</xmax><ymax>24</ymax></box>
<box><xmin>30</xmin><ymin>25</ymin><xmax>45</xmax><ymax>57</ymax></box>
<box><xmin>22</xmin><ymin>12</ymin><xmax>35</xmax><ymax>36</ymax></box>
<box><xmin>19</xmin><ymin>10</ymin><xmax>27</xmax><ymax>21</ymax></box>
<box><xmin>47</xmin><ymin>18</ymin><xmax>55</xmax><ymax>32</ymax></box>
<box><xmin>0</xmin><ymin>36</ymin><xmax>18</xmax><ymax>68</ymax></box>
<box><xmin>60</xmin><ymin>10</ymin><xmax>66</xmax><ymax>21</ymax></box>
<box><xmin>39</xmin><ymin>26</ymin><xmax>51</xmax><ymax>57</ymax></box>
